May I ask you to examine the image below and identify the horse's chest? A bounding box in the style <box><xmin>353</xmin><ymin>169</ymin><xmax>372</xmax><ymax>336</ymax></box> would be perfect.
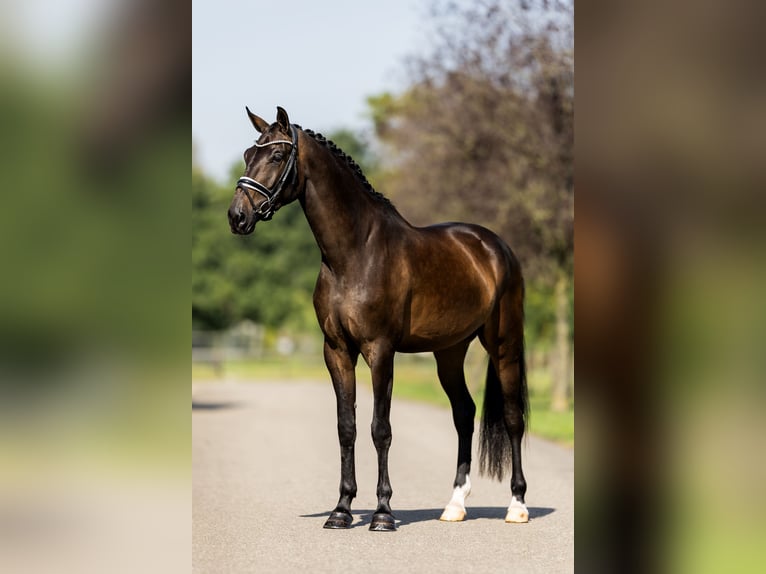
<box><xmin>322</xmin><ymin>282</ymin><xmax>392</xmax><ymax>339</ymax></box>
<box><xmin>338</xmin><ymin>294</ymin><xmax>393</xmax><ymax>338</ymax></box>
<box><xmin>316</xmin><ymin>267</ymin><xmax>404</xmax><ymax>343</ymax></box>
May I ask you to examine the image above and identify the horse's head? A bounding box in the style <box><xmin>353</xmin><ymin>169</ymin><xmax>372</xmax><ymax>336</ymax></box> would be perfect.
<box><xmin>228</xmin><ymin>106</ymin><xmax>300</xmax><ymax>234</ymax></box>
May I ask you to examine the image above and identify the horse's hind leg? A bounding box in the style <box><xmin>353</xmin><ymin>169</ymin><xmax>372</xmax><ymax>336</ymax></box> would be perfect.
<box><xmin>496</xmin><ymin>349</ymin><xmax>529</xmax><ymax>523</ymax></box>
<box><xmin>480</xmin><ymin>288</ymin><xmax>529</xmax><ymax>523</ymax></box>
<box><xmin>435</xmin><ymin>339</ymin><xmax>476</xmax><ymax>522</ymax></box>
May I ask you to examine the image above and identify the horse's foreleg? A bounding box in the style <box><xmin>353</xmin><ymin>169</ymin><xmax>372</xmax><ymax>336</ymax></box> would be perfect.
<box><xmin>367</xmin><ymin>344</ymin><xmax>396</xmax><ymax>531</ymax></box>
<box><xmin>323</xmin><ymin>340</ymin><xmax>358</xmax><ymax>529</ymax></box>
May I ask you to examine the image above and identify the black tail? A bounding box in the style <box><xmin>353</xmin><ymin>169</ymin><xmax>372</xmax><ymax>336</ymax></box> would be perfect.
<box><xmin>478</xmin><ymin>347</ymin><xmax>529</xmax><ymax>482</ymax></box>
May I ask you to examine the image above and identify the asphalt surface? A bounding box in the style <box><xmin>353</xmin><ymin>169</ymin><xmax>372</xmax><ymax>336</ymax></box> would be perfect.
<box><xmin>193</xmin><ymin>380</ymin><xmax>573</xmax><ymax>573</ymax></box>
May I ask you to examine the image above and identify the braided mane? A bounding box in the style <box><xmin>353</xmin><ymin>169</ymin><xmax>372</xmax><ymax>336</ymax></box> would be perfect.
<box><xmin>296</xmin><ymin>125</ymin><xmax>395</xmax><ymax>209</ymax></box>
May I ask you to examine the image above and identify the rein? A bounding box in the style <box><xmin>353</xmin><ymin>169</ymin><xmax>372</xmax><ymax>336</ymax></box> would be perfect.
<box><xmin>236</xmin><ymin>124</ymin><xmax>299</xmax><ymax>221</ymax></box>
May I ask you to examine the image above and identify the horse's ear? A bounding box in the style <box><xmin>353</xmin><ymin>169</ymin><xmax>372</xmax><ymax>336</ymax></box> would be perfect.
<box><xmin>276</xmin><ymin>106</ymin><xmax>290</xmax><ymax>131</ymax></box>
<box><xmin>246</xmin><ymin>106</ymin><xmax>269</xmax><ymax>133</ymax></box>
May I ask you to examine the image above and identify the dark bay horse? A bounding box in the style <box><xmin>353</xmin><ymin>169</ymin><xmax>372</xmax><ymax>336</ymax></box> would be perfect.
<box><xmin>228</xmin><ymin>107</ymin><xmax>529</xmax><ymax>531</ymax></box>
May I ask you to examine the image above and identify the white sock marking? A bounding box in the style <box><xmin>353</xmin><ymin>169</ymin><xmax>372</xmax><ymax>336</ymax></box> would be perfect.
<box><xmin>440</xmin><ymin>475</ymin><xmax>471</xmax><ymax>522</ymax></box>
<box><xmin>505</xmin><ymin>495</ymin><xmax>529</xmax><ymax>523</ymax></box>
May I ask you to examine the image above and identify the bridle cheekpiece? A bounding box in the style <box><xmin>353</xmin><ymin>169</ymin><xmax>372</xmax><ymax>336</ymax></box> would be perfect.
<box><xmin>236</xmin><ymin>124</ymin><xmax>299</xmax><ymax>221</ymax></box>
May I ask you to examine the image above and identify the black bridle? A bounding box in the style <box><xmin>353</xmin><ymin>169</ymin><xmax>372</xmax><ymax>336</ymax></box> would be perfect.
<box><xmin>236</xmin><ymin>124</ymin><xmax>299</xmax><ymax>221</ymax></box>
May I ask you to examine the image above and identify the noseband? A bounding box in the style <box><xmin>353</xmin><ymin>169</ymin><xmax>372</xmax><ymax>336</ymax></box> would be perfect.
<box><xmin>236</xmin><ymin>124</ymin><xmax>299</xmax><ymax>221</ymax></box>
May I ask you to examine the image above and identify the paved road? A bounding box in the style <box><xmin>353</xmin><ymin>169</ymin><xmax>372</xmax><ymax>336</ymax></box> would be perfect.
<box><xmin>193</xmin><ymin>380</ymin><xmax>573</xmax><ymax>573</ymax></box>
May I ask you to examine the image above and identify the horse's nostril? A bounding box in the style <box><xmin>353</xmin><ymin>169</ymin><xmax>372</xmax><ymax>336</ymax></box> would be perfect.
<box><xmin>228</xmin><ymin>207</ymin><xmax>248</xmax><ymax>230</ymax></box>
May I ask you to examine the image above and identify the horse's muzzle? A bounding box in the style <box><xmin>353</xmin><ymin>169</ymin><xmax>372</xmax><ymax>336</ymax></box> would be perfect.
<box><xmin>228</xmin><ymin>206</ymin><xmax>255</xmax><ymax>234</ymax></box>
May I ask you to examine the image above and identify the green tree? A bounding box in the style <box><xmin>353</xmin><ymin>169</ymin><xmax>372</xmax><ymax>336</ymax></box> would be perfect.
<box><xmin>192</xmin><ymin>164</ymin><xmax>319</xmax><ymax>331</ymax></box>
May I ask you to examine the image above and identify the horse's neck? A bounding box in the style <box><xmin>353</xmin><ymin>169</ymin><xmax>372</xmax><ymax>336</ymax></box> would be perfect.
<box><xmin>299</xmin><ymin>145</ymin><xmax>391</xmax><ymax>274</ymax></box>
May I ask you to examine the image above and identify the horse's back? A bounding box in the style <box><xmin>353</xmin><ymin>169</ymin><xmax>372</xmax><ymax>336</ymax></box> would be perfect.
<box><xmin>412</xmin><ymin>222</ymin><xmax>520</xmax><ymax>288</ymax></box>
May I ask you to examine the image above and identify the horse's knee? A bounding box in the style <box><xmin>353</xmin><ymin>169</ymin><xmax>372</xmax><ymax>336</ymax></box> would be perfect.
<box><xmin>371</xmin><ymin>418</ymin><xmax>392</xmax><ymax>449</ymax></box>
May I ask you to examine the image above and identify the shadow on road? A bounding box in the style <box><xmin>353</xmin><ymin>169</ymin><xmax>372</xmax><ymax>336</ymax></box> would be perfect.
<box><xmin>300</xmin><ymin>506</ymin><xmax>555</xmax><ymax>528</ymax></box>
<box><xmin>192</xmin><ymin>401</ymin><xmax>241</xmax><ymax>411</ymax></box>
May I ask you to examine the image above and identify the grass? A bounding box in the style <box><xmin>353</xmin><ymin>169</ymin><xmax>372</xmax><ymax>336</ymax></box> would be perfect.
<box><xmin>193</xmin><ymin>348</ymin><xmax>573</xmax><ymax>447</ymax></box>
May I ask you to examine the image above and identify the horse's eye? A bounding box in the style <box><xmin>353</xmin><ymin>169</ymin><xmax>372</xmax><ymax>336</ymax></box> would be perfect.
<box><xmin>271</xmin><ymin>152</ymin><xmax>284</xmax><ymax>163</ymax></box>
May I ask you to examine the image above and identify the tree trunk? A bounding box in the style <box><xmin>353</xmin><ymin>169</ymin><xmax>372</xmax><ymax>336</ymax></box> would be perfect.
<box><xmin>550</xmin><ymin>269</ymin><xmax>571</xmax><ymax>412</ymax></box>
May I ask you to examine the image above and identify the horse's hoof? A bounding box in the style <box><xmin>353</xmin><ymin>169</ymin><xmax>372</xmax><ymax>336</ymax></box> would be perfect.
<box><xmin>369</xmin><ymin>513</ymin><xmax>397</xmax><ymax>531</ymax></box>
<box><xmin>323</xmin><ymin>511</ymin><xmax>353</xmax><ymax>529</ymax></box>
<box><xmin>505</xmin><ymin>497</ymin><xmax>529</xmax><ymax>523</ymax></box>
<box><xmin>439</xmin><ymin>505</ymin><xmax>466</xmax><ymax>522</ymax></box>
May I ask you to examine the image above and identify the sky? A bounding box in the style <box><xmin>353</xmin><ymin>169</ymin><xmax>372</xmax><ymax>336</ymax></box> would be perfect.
<box><xmin>5</xmin><ymin>0</ymin><xmax>452</xmax><ymax>184</ymax></box>
<box><xmin>193</xmin><ymin>0</ymin><xmax>436</xmax><ymax>183</ymax></box>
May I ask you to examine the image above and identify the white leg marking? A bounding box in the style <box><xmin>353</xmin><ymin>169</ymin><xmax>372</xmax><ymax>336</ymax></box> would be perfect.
<box><xmin>439</xmin><ymin>475</ymin><xmax>471</xmax><ymax>522</ymax></box>
<box><xmin>505</xmin><ymin>495</ymin><xmax>529</xmax><ymax>523</ymax></box>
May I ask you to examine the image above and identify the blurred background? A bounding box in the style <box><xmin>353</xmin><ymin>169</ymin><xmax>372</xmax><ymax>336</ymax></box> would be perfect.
<box><xmin>577</xmin><ymin>0</ymin><xmax>766</xmax><ymax>572</ymax></box>
<box><xmin>1</xmin><ymin>0</ymin><xmax>189</xmax><ymax>572</ymax></box>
